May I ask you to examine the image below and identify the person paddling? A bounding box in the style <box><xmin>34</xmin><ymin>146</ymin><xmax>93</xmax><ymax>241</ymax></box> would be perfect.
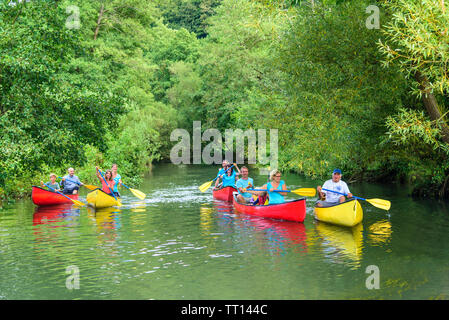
<box><xmin>236</xmin><ymin>166</ymin><xmax>256</xmax><ymax>204</ymax></box>
<box><xmin>217</xmin><ymin>160</ymin><xmax>230</xmax><ymax>179</ymax></box>
<box><xmin>111</xmin><ymin>163</ymin><xmax>123</xmax><ymax>198</ymax></box>
<box><xmin>41</xmin><ymin>173</ymin><xmax>61</xmax><ymax>192</ymax></box>
<box><xmin>214</xmin><ymin>162</ymin><xmax>240</xmax><ymax>189</ymax></box>
<box><xmin>252</xmin><ymin>169</ymin><xmax>287</xmax><ymax>204</ymax></box>
<box><xmin>316</xmin><ymin>169</ymin><xmax>353</xmax><ymax>207</ymax></box>
<box><xmin>96</xmin><ymin>166</ymin><xmax>115</xmax><ymax>196</ymax></box>
<box><xmin>61</xmin><ymin>168</ymin><xmax>84</xmax><ymax>194</ymax></box>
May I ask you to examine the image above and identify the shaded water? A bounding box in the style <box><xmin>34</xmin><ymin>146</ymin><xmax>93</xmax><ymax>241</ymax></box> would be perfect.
<box><xmin>1</xmin><ymin>164</ymin><xmax>449</xmax><ymax>299</ymax></box>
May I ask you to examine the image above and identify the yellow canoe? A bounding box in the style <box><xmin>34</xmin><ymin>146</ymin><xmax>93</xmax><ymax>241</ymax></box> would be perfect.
<box><xmin>86</xmin><ymin>189</ymin><xmax>121</xmax><ymax>209</ymax></box>
<box><xmin>314</xmin><ymin>199</ymin><xmax>363</xmax><ymax>227</ymax></box>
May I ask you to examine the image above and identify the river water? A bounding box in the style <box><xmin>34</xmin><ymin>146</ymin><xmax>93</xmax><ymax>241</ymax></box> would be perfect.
<box><xmin>0</xmin><ymin>163</ymin><xmax>448</xmax><ymax>299</ymax></box>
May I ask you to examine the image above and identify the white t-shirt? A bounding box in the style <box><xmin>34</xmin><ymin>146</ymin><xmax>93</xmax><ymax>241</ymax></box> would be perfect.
<box><xmin>322</xmin><ymin>179</ymin><xmax>350</xmax><ymax>203</ymax></box>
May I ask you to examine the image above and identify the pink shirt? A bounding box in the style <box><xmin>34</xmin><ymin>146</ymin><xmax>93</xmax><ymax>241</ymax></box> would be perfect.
<box><xmin>101</xmin><ymin>179</ymin><xmax>115</xmax><ymax>194</ymax></box>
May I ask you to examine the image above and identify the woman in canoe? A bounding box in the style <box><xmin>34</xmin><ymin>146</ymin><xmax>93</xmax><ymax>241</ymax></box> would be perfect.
<box><xmin>111</xmin><ymin>163</ymin><xmax>123</xmax><ymax>198</ymax></box>
<box><xmin>253</xmin><ymin>169</ymin><xmax>288</xmax><ymax>204</ymax></box>
<box><xmin>96</xmin><ymin>166</ymin><xmax>115</xmax><ymax>196</ymax></box>
<box><xmin>216</xmin><ymin>159</ymin><xmax>230</xmax><ymax>178</ymax></box>
<box><xmin>40</xmin><ymin>173</ymin><xmax>61</xmax><ymax>192</ymax></box>
<box><xmin>214</xmin><ymin>162</ymin><xmax>241</xmax><ymax>189</ymax></box>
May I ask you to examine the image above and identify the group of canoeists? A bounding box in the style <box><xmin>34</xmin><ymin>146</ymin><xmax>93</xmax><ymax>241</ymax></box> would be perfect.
<box><xmin>35</xmin><ymin>163</ymin><xmax>146</xmax><ymax>209</ymax></box>
<box><xmin>40</xmin><ymin>164</ymin><xmax>123</xmax><ymax>197</ymax></box>
<box><xmin>206</xmin><ymin>160</ymin><xmax>391</xmax><ymax>227</ymax></box>
<box><xmin>213</xmin><ymin>159</ymin><xmax>353</xmax><ymax>207</ymax></box>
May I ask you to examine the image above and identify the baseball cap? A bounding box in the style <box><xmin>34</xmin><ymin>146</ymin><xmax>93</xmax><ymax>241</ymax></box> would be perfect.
<box><xmin>333</xmin><ymin>169</ymin><xmax>342</xmax><ymax>175</ymax></box>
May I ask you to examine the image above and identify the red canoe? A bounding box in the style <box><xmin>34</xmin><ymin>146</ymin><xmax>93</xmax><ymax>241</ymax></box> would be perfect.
<box><xmin>212</xmin><ymin>186</ymin><xmax>237</xmax><ymax>202</ymax></box>
<box><xmin>32</xmin><ymin>186</ymin><xmax>78</xmax><ymax>206</ymax></box>
<box><xmin>232</xmin><ymin>193</ymin><xmax>306</xmax><ymax>222</ymax></box>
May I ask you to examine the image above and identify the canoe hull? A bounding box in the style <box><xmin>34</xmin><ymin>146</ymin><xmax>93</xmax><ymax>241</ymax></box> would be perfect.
<box><xmin>32</xmin><ymin>186</ymin><xmax>78</xmax><ymax>206</ymax></box>
<box><xmin>213</xmin><ymin>186</ymin><xmax>237</xmax><ymax>202</ymax></box>
<box><xmin>232</xmin><ymin>194</ymin><xmax>306</xmax><ymax>222</ymax></box>
<box><xmin>314</xmin><ymin>199</ymin><xmax>363</xmax><ymax>227</ymax></box>
<box><xmin>86</xmin><ymin>189</ymin><xmax>120</xmax><ymax>209</ymax></box>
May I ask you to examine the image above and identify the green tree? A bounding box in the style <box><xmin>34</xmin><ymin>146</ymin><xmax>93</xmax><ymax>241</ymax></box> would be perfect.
<box><xmin>0</xmin><ymin>0</ymin><xmax>124</xmax><ymax>179</ymax></box>
<box><xmin>379</xmin><ymin>0</ymin><xmax>449</xmax><ymax>144</ymax></box>
<box><xmin>155</xmin><ymin>0</ymin><xmax>222</xmax><ymax>38</ymax></box>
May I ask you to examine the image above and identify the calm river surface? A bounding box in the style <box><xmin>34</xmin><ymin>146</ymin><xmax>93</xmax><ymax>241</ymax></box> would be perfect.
<box><xmin>1</xmin><ymin>163</ymin><xmax>449</xmax><ymax>299</ymax></box>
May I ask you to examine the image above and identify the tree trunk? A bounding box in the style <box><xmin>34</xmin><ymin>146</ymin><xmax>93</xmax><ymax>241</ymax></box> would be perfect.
<box><xmin>94</xmin><ymin>4</ymin><xmax>105</xmax><ymax>41</ymax></box>
<box><xmin>414</xmin><ymin>71</ymin><xmax>449</xmax><ymax>144</ymax></box>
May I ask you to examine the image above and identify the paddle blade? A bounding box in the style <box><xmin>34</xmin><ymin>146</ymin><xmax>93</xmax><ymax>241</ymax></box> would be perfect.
<box><xmin>366</xmin><ymin>198</ymin><xmax>391</xmax><ymax>211</ymax></box>
<box><xmin>72</xmin><ymin>199</ymin><xmax>86</xmax><ymax>206</ymax></box>
<box><xmin>130</xmin><ymin>188</ymin><xmax>146</xmax><ymax>200</ymax></box>
<box><xmin>199</xmin><ymin>180</ymin><xmax>213</xmax><ymax>193</ymax></box>
<box><xmin>291</xmin><ymin>188</ymin><xmax>316</xmax><ymax>197</ymax></box>
<box><xmin>83</xmin><ymin>184</ymin><xmax>98</xmax><ymax>191</ymax></box>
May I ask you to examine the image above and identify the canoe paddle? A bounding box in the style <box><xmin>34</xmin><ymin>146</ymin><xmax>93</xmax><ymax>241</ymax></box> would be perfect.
<box><xmin>98</xmin><ymin>168</ymin><xmax>121</xmax><ymax>206</ymax></box>
<box><xmin>322</xmin><ymin>188</ymin><xmax>391</xmax><ymax>210</ymax></box>
<box><xmin>59</xmin><ymin>176</ymin><xmax>98</xmax><ymax>191</ymax></box>
<box><xmin>121</xmin><ymin>183</ymin><xmax>146</xmax><ymax>200</ymax></box>
<box><xmin>247</xmin><ymin>188</ymin><xmax>317</xmax><ymax>197</ymax></box>
<box><xmin>44</xmin><ymin>183</ymin><xmax>86</xmax><ymax>206</ymax></box>
<box><xmin>199</xmin><ymin>165</ymin><xmax>235</xmax><ymax>193</ymax></box>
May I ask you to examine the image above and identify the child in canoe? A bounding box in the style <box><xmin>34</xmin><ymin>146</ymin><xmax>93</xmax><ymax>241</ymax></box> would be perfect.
<box><xmin>41</xmin><ymin>173</ymin><xmax>61</xmax><ymax>192</ymax></box>
<box><xmin>96</xmin><ymin>167</ymin><xmax>115</xmax><ymax>196</ymax></box>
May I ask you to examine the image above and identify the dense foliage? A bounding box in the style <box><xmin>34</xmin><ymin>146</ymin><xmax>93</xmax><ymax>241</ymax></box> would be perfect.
<box><xmin>1</xmin><ymin>0</ymin><xmax>449</xmax><ymax>202</ymax></box>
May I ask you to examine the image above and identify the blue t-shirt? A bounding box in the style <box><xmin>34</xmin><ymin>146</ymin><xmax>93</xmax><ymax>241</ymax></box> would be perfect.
<box><xmin>267</xmin><ymin>180</ymin><xmax>285</xmax><ymax>204</ymax></box>
<box><xmin>222</xmin><ymin>170</ymin><xmax>237</xmax><ymax>187</ymax></box>
<box><xmin>113</xmin><ymin>174</ymin><xmax>121</xmax><ymax>192</ymax></box>
<box><xmin>236</xmin><ymin>178</ymin><xmax>254</xmax><ymax>198</ymax></box>
<box><xmin>216</xmin><ymin>168</ymin><xmax>226</xmax><ymax>179</ymax></box>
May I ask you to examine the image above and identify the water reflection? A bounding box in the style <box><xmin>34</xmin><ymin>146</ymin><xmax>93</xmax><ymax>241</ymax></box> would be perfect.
<box><xmin>200</xmin><ymin>206</ymin><xmax>214</xmax><ymax>236</ymax></box>
<box><xmin>130</xmin><ymin>201</ymin><xmax>147</xmax><ymax>213</ymax></box>
<box><xmin>210</xmin><ymin>201</ymin><xmax>308</xmax><ymax>255</ymax></box>
<box><xmin>87</xmin><ymin>207</ymin><xmax>122</xmax><ymax>260</ymax></box>
<box><xmin>244</xmin><ymin>218</ymin><xmax>308</xmax><ymax>255</ymax></box>
<box><xmin>87</xmin><ymin>206</ymin><xmax>122</xmax><ymax>231</ymax></box>
<box><xmin>33</xmin><ymin>204</ymin><xmax>80</xmax><ymax>226</ymax></box>
<box><xmin>367</xmin><ymin>220</ymin><xmax>392</xmax><ymax>245</ymax></box>
<box><xmin>315</xmin><ymin>222</ymin><xmax>364</xmax><ymax>268</ymax></box>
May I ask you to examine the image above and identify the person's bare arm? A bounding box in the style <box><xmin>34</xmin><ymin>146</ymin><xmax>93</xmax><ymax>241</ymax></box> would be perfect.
<box><xmin>278</xmin><ymin>182</ymin><xmax>288</xmax><ymax>196</ymax></box>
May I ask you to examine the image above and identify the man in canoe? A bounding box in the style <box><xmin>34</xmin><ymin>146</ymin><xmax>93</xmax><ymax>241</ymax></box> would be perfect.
<box><xmin>316</xmin><ymin>169</ymin><xmax>353</xmax><ymax>207</ymax></box>
<box><xmin>236</xmin><ymin>166</ymin><xmax>255</xmax><ymax>203</ymax></box>
<box><xmin>111</xmin><ymin>163</ymin><xmax>123</xmax><ymax>198</ymax></box>
<box><xmin>214</xmin><ymin>161</ymin><xmax>241</xmax><ymax>189</ymax></box>
<box><xmin>61</xmin><ymin>168</ymin><xmax>84</xmax><ymax>194</ymax></box>
<box><xmin>40</xmin><ymin>173</ymin><xmax>61</xmax><ymax>192</ymax></box>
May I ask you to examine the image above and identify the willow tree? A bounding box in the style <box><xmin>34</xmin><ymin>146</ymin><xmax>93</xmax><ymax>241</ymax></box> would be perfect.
<box><xmin>379</xmin><ymin>0</ymin><xmax>449</xmax><ymax>196</ymax></box>
<box><xmin>379</xmin><ymin>0</ymin><xmax>449</xmax><ymax>144</ymax></box>
<box><xmin>261</xmin><ymin>0</ymin><xmax>407</xmax><ymax>179</ymax></box>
